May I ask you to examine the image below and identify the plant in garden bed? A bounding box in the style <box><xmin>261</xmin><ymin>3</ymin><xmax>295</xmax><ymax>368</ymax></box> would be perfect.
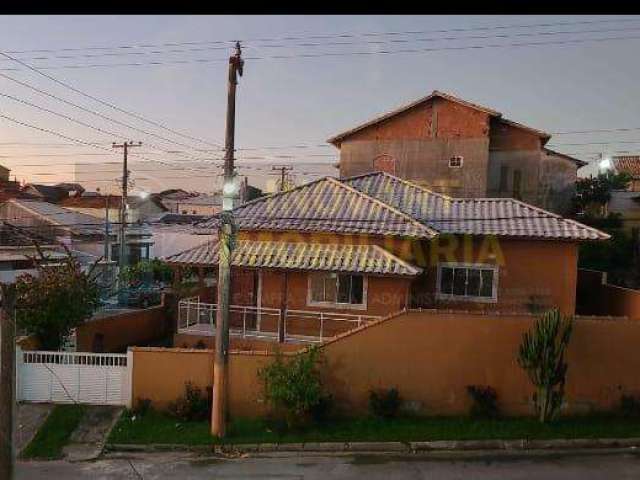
<box><xmin>467</xmin><ymin>385</ymin><xmax>499</xmax><ymax>419</ymax></box>
<box><xmin>518</xmin><ymin>308</ymin><xmax>573</xmax><ymax>423</ymax></box>
<box><xmin>167</xmin><ymin>382</ymin><xmax>212</xmax><ymax>422</ymax></box>
<box><xmin>258</xmin><ymin>346</ymin><xmax>329</xmax><ymax>430</ymax></box>
<box><xmin>369</xmin><ymin>388</ymin><xmax>401</xmax><ymax>419</ymax></box>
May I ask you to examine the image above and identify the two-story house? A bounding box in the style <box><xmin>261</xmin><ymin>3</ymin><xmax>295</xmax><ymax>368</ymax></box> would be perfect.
<box><xmin>328</xmin><ymin>90</ymin><xmax>586</xmax><ymax>215</ymax></box>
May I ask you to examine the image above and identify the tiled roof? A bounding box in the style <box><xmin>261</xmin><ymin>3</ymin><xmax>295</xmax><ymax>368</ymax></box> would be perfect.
<box><xmin>612</xmin><ymin>156</ymin><xmax>640</xmax><ymax>178</ymax></box>
<box><xmin>344</xmin><ymin>172</ymin><xmax>609</xmax><ymax>241</ymax></box>
<box><xmin>164</xmin><ymin>240</ymin><xmax>422</xmax><ymax>276</ymax></box>
<box><xmin>196</xmin><ymin>176</ymin><xmax>436</xmax><ymax>239</ymax></box>
<box><xmin>4</xmin><ymin>199</ymin><xmax>105</xmax><ymax>237</ymax></box>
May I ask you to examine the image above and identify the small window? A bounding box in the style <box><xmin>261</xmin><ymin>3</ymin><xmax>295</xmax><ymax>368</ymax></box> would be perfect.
<box><xmin>449</xmin><ymin>156</ymin><xmax>464</xmax><ymax>168</ymax></box>
<box><xmin>309</xmin><ymin>272</ymin><xmax>365</xmax><ymax>307</ymax></box>
<box><xmin>437</xmin><ymin>263</ymin><xmax>497</xmax><ymax>302</ymax></box>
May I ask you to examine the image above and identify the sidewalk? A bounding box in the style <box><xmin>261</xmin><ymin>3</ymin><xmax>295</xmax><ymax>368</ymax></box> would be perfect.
<box><xmin>63</xmin><ymin>406</ymin><xmax>123</xmax><ymax>462</ymax></box>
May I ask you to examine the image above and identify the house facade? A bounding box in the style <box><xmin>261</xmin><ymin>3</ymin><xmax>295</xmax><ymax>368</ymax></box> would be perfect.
<box><xmin>60</xmin><ymin>193</ymin><xmax>167</xmax><ymax>224</ymax></box>
<box><xmin>0</xmin><ymin>199</ymin><xmax>154</xmax><ymax>266</ymax></box>
<box><xmin>609</xmin><ymin>156</ymin><xmax>640</xmax><ymax>232</ymax></box>
<box><xmin>165</xmin><ymin>172</ymin><xmax>607</xmax><ymax>345</ymax></box>
<box><xmin>328</xmin><ymin>91</ymin><xmax>586</xmax><ymax>215</ymax></box>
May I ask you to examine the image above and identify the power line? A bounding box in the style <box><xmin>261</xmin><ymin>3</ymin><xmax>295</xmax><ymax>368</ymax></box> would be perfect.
<box><xmin>0</xmin><ymin>74</ymin><xmax>219</xmax><ymax>162</ymax></box>
<box><xmin>5</xmin><ymin>17</ymin><xmax>638</xmax><ymax>55</ymax></box>
<box><xmin>5</xmin><ymin>23</ymin><xmax>640</xmax><ymax>63</ymax></box>
<box><xmin>551</xmin><ymin>127</ymin><xmax>640</xmax><ymax>135</ymax></box>
<box><xmin>0</xmin><ymin>50</ymin><xmax>221</xmax><ymax>148</ymax></box>
<box><xmin>0</xmin><ymin>112</ymin><xmax>216</xmax><ymax>172</ymax></box>
<box><xmin>2</xmin><ymin>33</ymin><xmax>640</xmax><ymax>71</ymax></box>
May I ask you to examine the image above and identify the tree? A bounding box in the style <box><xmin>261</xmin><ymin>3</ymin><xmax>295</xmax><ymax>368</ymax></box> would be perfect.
<box><xmin>518</xmin><ymin>309</ymin><xmax>573</xmax><ymax>423</ymax></box>
<box><xmin>119</xmin><ymin>258</ymin><xmax>173</xmax><ymax>286</ymax></box>
<box><xmin>15</xmin><ymin>247</ymin><xmax>101</xmax><ymax>351</ymax></box>
<box><xmin>573</xmin><ymin>171</ymin><xmax>632</xmax><ymax>217</ymax></box>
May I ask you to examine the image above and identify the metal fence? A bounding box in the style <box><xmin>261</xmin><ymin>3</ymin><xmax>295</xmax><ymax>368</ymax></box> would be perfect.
<box><xmin>177</xmin><ymin>298</ymin><xmax>381</xmax><ymax>343</ymax></box>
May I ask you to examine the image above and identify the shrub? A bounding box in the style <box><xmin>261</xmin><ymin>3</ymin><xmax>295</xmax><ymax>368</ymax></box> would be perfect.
<box><xmin>518</xmin><ymin>308</ymin><xmax>573</xmax><ymax>423</ymax></box>
<box><xmin>309</xmin><ymin>394</ymin><xmax>334</xmax><ymax>423</ymax></box>
<box><xmin>466</xmin><ymin>385</ymin><xmax>499</xmax><ymax>419</ymax></box>
<box><xmin>369</xmin><ymin>388</ymin><xmax>401</xmax><ymax>419</ymax></box>
<box><xmin>167</xmin><ymin>382</ymin><xmax>212</xmax><ymax>422</ymax></box>
<box><xmin>131</xmin><ymin>398</ymin><xmax>153</xmax><ymax>417</ymax></box>
<box><xmin>620</xmin><ymin>395</ymin><xmax>640</xmax><ymax>417</ymax></box>
<box><xmin>258</xmin><ymin>346</ymin><xmax>325</xmax><ymax>429</ymax></box>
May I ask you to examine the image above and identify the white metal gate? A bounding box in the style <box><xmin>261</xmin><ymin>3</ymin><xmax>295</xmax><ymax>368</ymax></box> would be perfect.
<box><xmin>17</xmin><ymin>349</ymin><xmax>131</xmax><ymax>406</ymax></box>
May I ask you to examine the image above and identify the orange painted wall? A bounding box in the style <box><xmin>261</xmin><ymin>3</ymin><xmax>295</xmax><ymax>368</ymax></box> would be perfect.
<box><xmin>239</xmin><ymin>230</ymin><xmax>579</xmax><ymax>316</ymax></box>
<box><xmin>130</xmin><ymin>347</ymin><xmax>214</xmax><ymax>409</ymax></box>
<box><xmin>225</xmin><ymin>311</ymin><xmax>640</xmax><ymax>418</ymax></box>
<box><xmin>76</xmin><ymin>305</ymin><xmax>169</xmax><ymax>353</ymax></box>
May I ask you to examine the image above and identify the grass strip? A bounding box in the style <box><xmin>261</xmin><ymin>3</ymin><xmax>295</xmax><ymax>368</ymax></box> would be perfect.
<box><xmin>21</xmin><ymin>404</ymin><xmax>86</xmax><ymax>459</ymax></box>
<box><xmin>108</xmin><ymin>410</ymin><xmax>640</xmax><ymax>446</ymax></box>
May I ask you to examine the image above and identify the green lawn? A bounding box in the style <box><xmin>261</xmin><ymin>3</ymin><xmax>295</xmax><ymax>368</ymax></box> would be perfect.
<box><xmin>108</xmin><ymin>410</ymin><xmax>640</xmax><ymax>446</ymax></box>
<box><xmin>21</xmin><ymin>405</ymin><xmax>86</xmax><ymax>459</ymax></box>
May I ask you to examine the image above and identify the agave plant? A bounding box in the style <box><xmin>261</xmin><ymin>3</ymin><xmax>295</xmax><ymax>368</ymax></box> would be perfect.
<box><xmin>518</xmin><ymin>309</ymin><xmax>573</xmax><ymax>423</ymax></box>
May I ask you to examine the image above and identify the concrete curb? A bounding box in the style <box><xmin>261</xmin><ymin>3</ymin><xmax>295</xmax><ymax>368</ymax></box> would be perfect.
<box><xmin>105</xmin><ymin>437</ymin><xmax>640</xmax><ymax>455</ymax></box>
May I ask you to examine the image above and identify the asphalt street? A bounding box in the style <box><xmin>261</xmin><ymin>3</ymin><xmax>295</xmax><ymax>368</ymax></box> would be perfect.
<box><xmin>16</xmin><ymin>449</ymin><xmax>640</xmax><ymax>479</ymax></box>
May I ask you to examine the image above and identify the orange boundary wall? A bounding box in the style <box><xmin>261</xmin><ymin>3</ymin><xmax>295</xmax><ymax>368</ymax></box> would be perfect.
<box><xmin>577</xmin><ymin>269</ymin><xmax>640</xmax><ymax>320</ymax></box>
<box><xmin>131</xmin><ymin>310</ymin><xmax>640</xmax><ymax>417</ymax></box>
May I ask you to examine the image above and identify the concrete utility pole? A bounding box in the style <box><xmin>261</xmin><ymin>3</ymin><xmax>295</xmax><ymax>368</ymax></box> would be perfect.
<box><xmin>212</xmin><ymin>41</ymin><xmax>244</xmax><ymax>438</ymax></box>
<box><xmin>0</xmin><ymin>284</ymin><xmax>17</xmax><ymax>480</ymax></box>
<box><xmin>112</xmin><ymin>141</ymin><xmax>141</xmax><ymax>278</ymax></box>
<box><xmin>271</xmin><ymin>165</ymin><xmax>294</xmax><ymax>193</ymax></box>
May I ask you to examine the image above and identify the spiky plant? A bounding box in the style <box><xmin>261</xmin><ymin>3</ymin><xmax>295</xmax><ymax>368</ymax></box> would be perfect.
<box><xmin>517</xmin><ymin>309</ymin><xmax>573</xmax><ymax>423</ymax></box>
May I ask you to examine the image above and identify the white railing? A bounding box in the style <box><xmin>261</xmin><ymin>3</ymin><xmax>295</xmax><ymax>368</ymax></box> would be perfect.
<box><xmin>284</xmin><ymin>309</ymin><xmax>380</xmax><ymax>342</ymax></box>
<box><xmin>177</xmin><ymin>298</ymin><xmax>381</xmax><ymax>343</ymax></box>
<box><xmin>178</xmin><ymin>298</ymin><xmax>281</xmax><ymax>339</ymax></box>
<box><xmin>21</xmin><ymin>350</ymin><xmax>128</xmax><ymax>367</ymax></box>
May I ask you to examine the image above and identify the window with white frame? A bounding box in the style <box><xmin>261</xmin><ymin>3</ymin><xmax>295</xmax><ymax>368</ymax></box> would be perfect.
<box><xmin>309</xmin><ymin>272</ymin><xmax>365</xmax><ymax>307</ymax></box>
<box><xmin>449</xmin><ymin>155</ymin><xmax>464</xmax><ymax>168</ymax></box>
<box><xmin>437</xmin><ymin>263</ymin><xmax>497</xmax><ymax>302</ymax></box>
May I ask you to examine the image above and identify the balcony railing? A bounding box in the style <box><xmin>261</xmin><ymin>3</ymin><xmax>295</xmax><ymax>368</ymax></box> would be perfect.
<box><xmin>177</xmin><ymin>297</ymin><xmax>380</xmax><ymax>343</ymax></box>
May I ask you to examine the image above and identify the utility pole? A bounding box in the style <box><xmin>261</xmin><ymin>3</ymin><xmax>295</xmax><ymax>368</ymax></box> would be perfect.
<box><xmin>0</xmin><ymin>284</ymin><xmax>17</xmax><ymax>480</ymax></box>
<box><xmin>112</xmin><ymin>141</ymin><xmax>141</xmax><ymax>281</ymax></box>
<box><xmin>212</xmin><ymin>41</ymin><xmax>244</xmax><ymax>438</ymax></box>
<box><xmin>271</xmin><ymin>165</ymin><xmax>294</xmax><ymax>193</ymax></box>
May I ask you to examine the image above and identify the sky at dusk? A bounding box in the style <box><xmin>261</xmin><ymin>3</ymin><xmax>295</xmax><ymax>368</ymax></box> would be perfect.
<box><xmin>0</xmin><ymin>14</ymin><xmax>639</xmax><ymax>194</ymax></box>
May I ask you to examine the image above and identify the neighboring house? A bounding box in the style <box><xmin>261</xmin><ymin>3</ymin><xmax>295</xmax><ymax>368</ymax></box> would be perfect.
<box><xmin>327</xmin><ymin>90</ymin><xmax>586</xmax><ymax>215</ymax></box>
<box><xmin>165</xmin><ymin>172</ymin><xmax>607</xmax><ymax>344</ymax></box>
<box><xmin>60</xmin><ymin>193</ymin><xmax>167</xmax><ymax>223</ymax></box>
<box><xmin>158</xmin><ymin>189</ymin><xmax>221</xmax><ymax>216</ymax></box>
<box><xmin>0</xmin><ymin>223</ymin><xmax>68</xmax><ymax>282</ymax></box>
<box><xmin>22</xmin><ymin>183</ymin><xmax>84</xmax><ymax>203</ymax></box>
<box><xmin>607</xmin><ymin>156</ymin><xmax>640</xmax><ymax>233</ymax></box>
<box><xmin>0</xmin><ymin>199</ymin><xmax>154</xmax><ymax>266</ymax></box>
<box><xmin>148</xmin><ymin>213</ymin><xmax>214</xmax><ymax>259</ymax></box>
